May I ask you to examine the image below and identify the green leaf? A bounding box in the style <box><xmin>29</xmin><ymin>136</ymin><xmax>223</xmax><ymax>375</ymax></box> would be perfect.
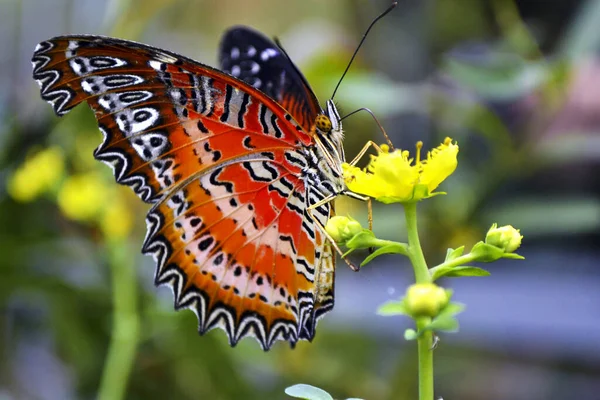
<box><xmin>285</xmin><ymin>384</ymin><xmax>334</xmax><ymax>400</ymax></box>
<box><xmin>445</xmin><ymin>246</ymin><xmax>465</xmax><ymax>261</ymax></box>
<box><xmin>431</xmin><ymin>266</ymin><xmax>454</xmax><ymax>281</ymax></box>
<box><xmin>345</xmin><ymin>230</ymin><xmax>377</xmax><ymax>249</ymax></box>
<box><xmin>361</xmin><ymin>243</ymin><xmax>408</xmax><ymax>266</ymax></box>
<box><xmin>377</xmin><ymin>300</ymin><xmax>408</xmax><ymax>316</ymax></box>
<box><xmin>502</xmin><ymin>253</ymin><xmax>525</xmax><ymax>260</ymax></box>
<box><xmin>426</xmin><ymin>316</ymin><xmax>459</xmax><ymax>333</ymax></box>
<box><xmin>470</xmin><ymin>242</ymin><xmax>506</xmax><ymax>262</ymax></box>
<box><xmin>404</xmin><ymin>329</ymin><xmax>418</xmax><ymax>341</ymax></box>
<box><xmin>438</xmin><ymin>302</ymin><xmax>465</xmax><ymax>317</ymax></box>
<box><xmin>442</xmin><ymin>266</ymin><xmax>491</xmax><ymax>278</ymax></box>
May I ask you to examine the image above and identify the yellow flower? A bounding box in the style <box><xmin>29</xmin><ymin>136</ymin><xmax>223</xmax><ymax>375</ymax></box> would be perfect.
<box><xmin>343</xmin><ymin>138</ymin><xmax>459</xmax><ymax>203</ymax></box>
<box><xmin>100</xmin><ymin>192</ymin><xmax>133</xmax><ymax>239</ymax></box>
<box><xmin>485</xmin><ymin>223</ymin><xmax>523</xmax><ymax>253</ymax></box>
<box><xmin>57</xmin><ymin>173</ymin><xmax>108</xmax><ymax>222</ymax></box>
<box><xmin>7</xmin><ymin>147</ymin><xmax>65</xmax><ymax>202</ymax></box>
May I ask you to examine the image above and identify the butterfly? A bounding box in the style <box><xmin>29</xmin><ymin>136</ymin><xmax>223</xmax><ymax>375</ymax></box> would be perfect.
<box><xmin>31</xmin><ymin>27</ymin><xmax>350</xmax><ymax>350</ymax></box>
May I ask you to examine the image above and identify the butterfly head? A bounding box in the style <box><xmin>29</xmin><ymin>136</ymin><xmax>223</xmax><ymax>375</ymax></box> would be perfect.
<box><xmin>311</xmin><ymin>99</ymin><xmax>346</xmax><ymax>176</ymax></box>
<box><xmin>315</xmin><ymin>100</ymin><xmax>343</xmax><ymax>139</ymax></box>
<box><xmin>315</xmin><ymin>114</ymin><xmax>332</xmax><ymax>133</ymax></box>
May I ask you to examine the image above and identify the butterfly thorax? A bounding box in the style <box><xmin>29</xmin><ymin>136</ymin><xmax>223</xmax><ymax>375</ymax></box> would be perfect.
<box><xmin>303</xmin><ymin>100</ymin><xmax>346</xmax><ymax>200</ymax></box>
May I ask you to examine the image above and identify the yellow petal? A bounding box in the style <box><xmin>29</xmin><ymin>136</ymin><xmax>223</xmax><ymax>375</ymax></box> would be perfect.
<box><xmin>369</xmin><ymin>149</ymin><xmax>419</xmax><ymax>200</ymax></box>
<box><xmin>343</xmin><ymin>164</ymin><xmax>381</xmax><ymax>197</ymax></box>
<box><xmin>343</xmin><ymin>147</ymin><xmax>419</xmax><ymax>202</ymax></box>
<box><xmin>419</xmin><ymin>138</ymin><xmax>459</xmax><ymax>193</ymax></box>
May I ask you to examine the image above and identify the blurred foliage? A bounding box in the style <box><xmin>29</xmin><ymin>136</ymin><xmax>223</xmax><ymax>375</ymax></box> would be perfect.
<box><xmin>1</xmin><ymin>0</ymin><xmax>600</xmax><ymax>399</ymax></box>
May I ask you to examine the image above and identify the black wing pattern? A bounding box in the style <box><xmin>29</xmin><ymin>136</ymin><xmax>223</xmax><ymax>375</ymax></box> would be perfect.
<box><xmin>219</xmin><ymin>26</ymin><xmax>321</xmax><ymax>132</ymax></box>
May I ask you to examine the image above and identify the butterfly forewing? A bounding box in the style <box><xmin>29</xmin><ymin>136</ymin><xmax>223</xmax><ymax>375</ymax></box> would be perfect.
<box><xmin>32</xmin><ymin>34</ymin><xmax>335</xmax><ymax>349</ymax></box>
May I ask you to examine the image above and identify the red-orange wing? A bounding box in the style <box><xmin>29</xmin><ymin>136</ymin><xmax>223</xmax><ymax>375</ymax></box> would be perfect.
<box><xmin>32</xmin><ymin>35</ymin><xmax>333</xmax><ymax>349</ymax></box>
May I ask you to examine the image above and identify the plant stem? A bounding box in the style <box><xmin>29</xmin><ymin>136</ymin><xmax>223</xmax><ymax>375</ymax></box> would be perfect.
<box><xmin>429</xmin><ymin>253</ymin><xmax>478</xmax><ymax>276</ymax></box>
<box><xmin>98</xmin><ymin>240</ymin><xmax>140</xmax><ymax>400</ymax></box>
<box><xmin>416</xmin><ymin>318</ymin><xmax>434</xmax><ymax>400</ymax></box>
<box><xmin>404</xmin><ymin>203</ymin><xmax>430</xmax><ymax>284</ymax></box>
<box><xmin>404</xmin><ymin>202</ymin><xmax>434</xmax><ymax>400</ymax></box>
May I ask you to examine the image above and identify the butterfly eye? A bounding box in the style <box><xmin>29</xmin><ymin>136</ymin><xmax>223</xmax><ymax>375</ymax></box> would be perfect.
<box><xmin>315</xmin><ymin>114</ymin><xmax>332</xmax><ymax>132</ymax></box>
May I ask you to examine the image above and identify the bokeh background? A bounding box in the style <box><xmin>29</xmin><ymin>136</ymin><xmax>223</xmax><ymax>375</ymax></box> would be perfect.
<box><xmin>1</xmin><ymin>0</ymin><xmax>599</xmax><ymax>399</ymax></box>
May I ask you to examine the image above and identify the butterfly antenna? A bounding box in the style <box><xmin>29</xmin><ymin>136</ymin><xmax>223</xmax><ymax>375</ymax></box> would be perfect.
<box><xmin>331</xmin><ymin>1</ymin><xmax>398</xmax><ymax>100</ymax></box>
<box><xmin>341</xmin><ymin>107</ymin><xmax>395</xmax><ymax>150</ymax></box>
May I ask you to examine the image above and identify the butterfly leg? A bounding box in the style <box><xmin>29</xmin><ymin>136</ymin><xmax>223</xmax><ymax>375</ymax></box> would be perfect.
<box><xmin>307</xmin><ymin>195</ymin><xmax>360</xmax><ymax>272</ymax></box>
<box><xmin>347</xmin><ymin>140</ymin><xmax>384</xmax><ymax>167</ymax></box>
<box><xmin>339</xmin><ymin>189</ymin><xmax>372</xmax><ymax>232</ymax></box>
<box><xmin>368</xmin><ymin>197</ymin><xmax>373</xmax><ymax>233</ymax></box>
<box><xmin>346</xmin><ymin>141</ymin><xmax>383</xmax><ymax>233</ymax></box>
<box><xmin>339</xmin><ymin>189</ymin><xmax>375</xmax><ymax>253</ymax></box>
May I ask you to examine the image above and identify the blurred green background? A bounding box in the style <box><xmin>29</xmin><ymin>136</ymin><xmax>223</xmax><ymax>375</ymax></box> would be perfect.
<box><xmin>1</xmin><ymin>0</ymin><xmax>600</xmax><ymax>399</ymax></box>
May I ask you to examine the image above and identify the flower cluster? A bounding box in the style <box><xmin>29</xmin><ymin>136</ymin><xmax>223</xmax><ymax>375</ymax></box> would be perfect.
<box><xmin>7</xmin><ymin>146</ymin><xmax>135</xmax><ymax>239</ymax></box>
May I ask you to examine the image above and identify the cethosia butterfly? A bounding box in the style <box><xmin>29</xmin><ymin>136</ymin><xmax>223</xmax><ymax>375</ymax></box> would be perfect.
<box><xmin>31</xmin><ymin>3</ymin><xmax>396</xmax><ymax>350</ymax></box>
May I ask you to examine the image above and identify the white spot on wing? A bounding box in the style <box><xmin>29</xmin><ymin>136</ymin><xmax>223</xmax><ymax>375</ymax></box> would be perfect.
<box><xmin>148</xmin><ymin>60</ymin><xmax>164</xmax><ymax>71</ymax></box>
<box><xmin>115</xmin><ymin>107</ymin><xmax>159</xmax><ymax>135</ymax></box>
<box><xmin>154</xmin><ymin>52</ymin><xmax>178</xmax><ymax>63</ymax></box>
<box><xmin>260</xmin><ymin>48</ymin><xmax>278</xmax><ymax>61</ymax></box>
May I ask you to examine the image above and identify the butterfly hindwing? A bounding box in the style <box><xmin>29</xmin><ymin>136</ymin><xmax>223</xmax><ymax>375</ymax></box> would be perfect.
<box><xmin>146</xmin><ymin>151</ymin><xmax>329</xmax><ymax>348</ymax></box>
<box><xmin>32</xmin><ymin>34</ymin><xmax>335</xmax><ymax>349</ymax></box>
<box><xmin>219</xmin><ymin>26</ymin><xmax>321</xmax><ymax>133</ymax></box>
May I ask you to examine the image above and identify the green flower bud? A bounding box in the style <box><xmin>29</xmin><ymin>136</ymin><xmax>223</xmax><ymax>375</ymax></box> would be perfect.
<box><xmin>404</xmin><ymin>283</ymin><xmax>449</xmax><ymax>318</ymax></box>
<box><xmin>485</xmin><ymin>223</ymin><xmax>523</xmax><ymax>253</ymax></box>
<box><xmin>325</xmin><ymin>216</ymin><xmax>363</xmax><ymax>243</ymax></box>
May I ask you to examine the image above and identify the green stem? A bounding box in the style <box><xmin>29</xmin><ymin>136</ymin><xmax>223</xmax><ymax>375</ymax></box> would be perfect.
<box><xmin>416</xmin><ymin>318</ymin><xmax>434</xmax><ymax>400</ymax></box>
<box><xmin>404</xmin><ymin>203</ymin><xmax>429</xmax><ymax>284</ymax></box>
<box><xmin>429</xmin><ymin>253</ymin><xmax>478</xmax><ymax>278</ymax></box>
<box><xmin>98</xmin><ymin>240</ymin><xmax>140</xmax><ymax>400</ymax></box>
<box><xmin>403</xmin><ymin>202</ymin><xmax>433</xmax><ymax>400</ymax></box>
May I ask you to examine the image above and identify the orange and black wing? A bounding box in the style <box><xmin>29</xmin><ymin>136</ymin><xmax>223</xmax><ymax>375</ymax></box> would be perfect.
<box><xmin>32</xmin><ymin>35</ymin><xmax>333</xmax><ymax>349</ymax></box>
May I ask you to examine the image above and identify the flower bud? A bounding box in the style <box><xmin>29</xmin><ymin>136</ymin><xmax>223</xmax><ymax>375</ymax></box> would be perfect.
<box><xmin>404</xmin><ymin>283</ymin><xmax>449</xmax><ymax>318</ymax></box>
<box><xmin>485</xmin><ymin>223</ymin><xmax>523</xmax><ymax>253</ymax></box>
<box><xmin>325</xmin><ymin>216</ymin><xmax>363</xmax><ymax>243</ymax></box>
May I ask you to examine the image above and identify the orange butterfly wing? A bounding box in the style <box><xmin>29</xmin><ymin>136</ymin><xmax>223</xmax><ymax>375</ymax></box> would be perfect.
<box><xmin>32</xmin><ymin>35</ymin><xmax>334</xmax><ymax>349</ymax></box>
